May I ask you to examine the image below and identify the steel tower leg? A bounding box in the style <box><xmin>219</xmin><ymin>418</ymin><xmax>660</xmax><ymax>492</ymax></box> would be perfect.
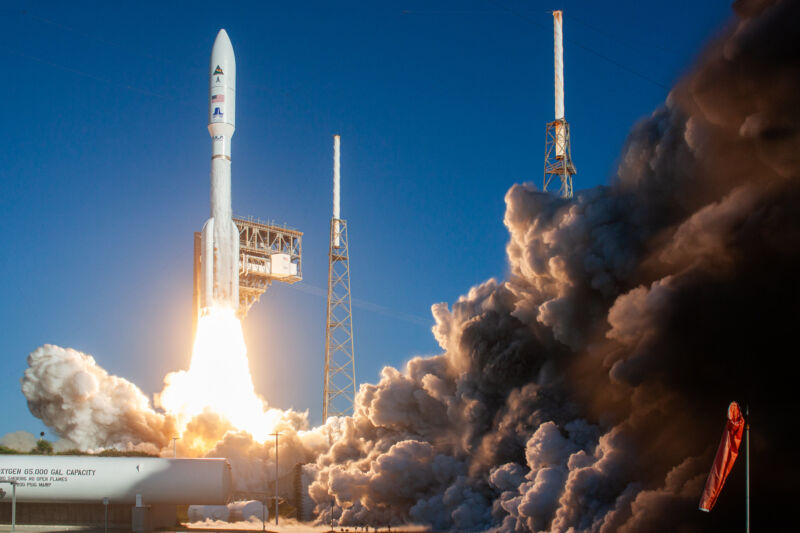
<box><xmin>323</xmin><ymin>218</ymin><xmax>356</xmax><ymax>421</ymax></box>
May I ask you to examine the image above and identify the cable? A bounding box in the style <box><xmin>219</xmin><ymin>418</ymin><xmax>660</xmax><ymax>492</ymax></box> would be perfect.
<box><xmin>13</xmin><ymin>9</ymin><xmax>278</xmax><ymax>98</ymax></box>
<box><xmin>484</xmin><ymin>0</ymin><xmax>670</xmax><ymax>90</ymax></box>
<box><xmin>566</xmin><ymin>12</ymin><xmax>682</xmax><ymax>56</ymax></box>
<box><xmin>287</xmin><ymin>282</ymin><xmax>432</xmax><ymax>327</ymax></box>
<box><xmin>0</xmin><ymin>43</ymin><xmax>175</xmax><ymax>100</ymax></box>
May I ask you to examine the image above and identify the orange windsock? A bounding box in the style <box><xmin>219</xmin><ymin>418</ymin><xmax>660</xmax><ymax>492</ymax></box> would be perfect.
<box><xmin>699</xmin><ymin>401</ymin><xmax>745</xmax><ymax>511</ymax></box>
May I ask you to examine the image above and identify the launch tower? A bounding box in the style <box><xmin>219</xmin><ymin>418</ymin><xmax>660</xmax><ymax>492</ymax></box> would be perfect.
<box><xmin>322</xmin><ymin>135</ymin><xmax>357</xmax><ymax>420</ymax></box>
<box><xmin>543</xmin><ymin>10</ymin><xmax>576</xmax><ymax>198</ymax></box>
<box><xmin>193</xmin><ymin>220</ymin><xmax>303</xmax><ymax>331</ymax></box>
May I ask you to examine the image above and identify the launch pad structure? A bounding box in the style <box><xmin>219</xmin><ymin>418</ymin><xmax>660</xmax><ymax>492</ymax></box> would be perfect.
<box><xmin>193</xmin><ymin>219</ymin><xmax>302</xmax><ymax>333</ymax></box>
<box><xmin>234</xmin><ymin>217</ymin><xmax>302</xmax><ymax>315</ymax></box>
<box><xmin>543</xmin><ymin>10</ymin><xmax>576</xmax><ymax>199</ymax></box>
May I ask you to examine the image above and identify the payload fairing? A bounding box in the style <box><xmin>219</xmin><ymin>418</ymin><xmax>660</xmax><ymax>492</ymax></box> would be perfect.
<box><xmin>201</xmin><ymin>29</ymin><xmax>239</xmax><ymax>310</ymax></box>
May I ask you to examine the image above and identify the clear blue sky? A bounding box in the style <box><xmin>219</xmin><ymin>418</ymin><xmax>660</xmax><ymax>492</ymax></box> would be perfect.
<box><xmin>0</xmin><ymin>1</ymin><xmax>732</xmax><ymax>435</ymax></box>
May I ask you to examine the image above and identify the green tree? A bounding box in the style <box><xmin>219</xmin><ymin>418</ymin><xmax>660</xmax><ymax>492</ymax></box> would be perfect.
<box><xmin>31</xmin><ymin>439</ymin><xmax>53</xmax><ymax>455</ymax></box>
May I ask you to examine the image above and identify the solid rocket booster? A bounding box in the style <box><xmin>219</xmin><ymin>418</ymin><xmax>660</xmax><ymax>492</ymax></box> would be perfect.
<box><xmin>201</xmin><ymin>29</ymin><xmax>239</xmax><ymax>310</ymax></box>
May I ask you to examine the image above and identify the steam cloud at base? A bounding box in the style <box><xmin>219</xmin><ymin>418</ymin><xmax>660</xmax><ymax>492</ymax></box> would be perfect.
<box><xmin>11</xmin><ymin>0</ymin><xmax>799</xmax><ymax>530</ymax></box>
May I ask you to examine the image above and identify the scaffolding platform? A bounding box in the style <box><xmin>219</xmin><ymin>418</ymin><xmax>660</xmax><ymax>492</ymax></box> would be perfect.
<box><xmin>234</xmin><ymin>216</ymin><xmax>302</xmax><ymax>317</ymax></box>
<box><xmin>543</xmin><ymin>118</ymin><xmax>576</xmax><ymax>199</ymax></box>
<box><xmin>192</xmin><ymin>217</ymin><xmax>302</xmax><ymax>331</ymax></box>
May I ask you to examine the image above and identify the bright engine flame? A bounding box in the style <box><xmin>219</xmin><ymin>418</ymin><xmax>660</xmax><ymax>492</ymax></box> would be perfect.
<box><xmin>158</xmin><ymin>306</ymin><xmax>279</xmax><ymax>442</ymax></box>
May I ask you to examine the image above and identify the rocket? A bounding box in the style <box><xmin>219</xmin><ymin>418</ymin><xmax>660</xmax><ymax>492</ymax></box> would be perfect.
<box><xmin>200</xmin><ymin>29</ymin><xmax>239</xmax><ymax>311</ymax></box>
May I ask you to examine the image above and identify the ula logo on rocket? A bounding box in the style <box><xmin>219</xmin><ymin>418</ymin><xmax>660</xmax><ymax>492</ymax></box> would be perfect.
<box><xmin>213</xmin><ymin>107</ymin><xmax>223</xmax><ymax>118</ymax></box>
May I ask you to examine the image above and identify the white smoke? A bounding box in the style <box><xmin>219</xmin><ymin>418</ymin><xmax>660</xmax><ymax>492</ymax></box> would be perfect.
<box><xmin>19</xmin><ymin>346</ymin><xmax>338</xmax><ymax>496</ymax></box>
<box><xmin>21</xmin><ymin>344</ymin><xmax>174</xmax><ymax>453</ymax></box>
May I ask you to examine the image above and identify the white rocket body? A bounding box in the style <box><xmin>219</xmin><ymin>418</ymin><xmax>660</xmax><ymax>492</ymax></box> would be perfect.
<box><xmin>201</xmin><ymin>29</ymin><xmax>239</xmax><ymax>310</ymax></box>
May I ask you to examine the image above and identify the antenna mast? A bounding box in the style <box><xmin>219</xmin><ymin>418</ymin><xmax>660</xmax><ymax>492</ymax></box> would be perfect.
<box><xmin>323</xmin><ymin>135</ymin><xmax>357</xmax><ymax>421</ymax></box>
<box><xmin>543</xmin><ymin>10</ymin><xmax>576</xmax><ymax>198</ymax></box>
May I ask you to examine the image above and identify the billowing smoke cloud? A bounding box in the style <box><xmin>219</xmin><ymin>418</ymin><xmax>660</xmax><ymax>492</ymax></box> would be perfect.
<box><xmin>19</xmin><ymin>343</ymin><xmax>329</xmax><ymax>495</ymax></box>
<box><xmin>305</xmin><ymin>1</ymin><xmax>798</xmax><ymax>530</ymax></box>
<box><xmin>17</xmin><ymin>0</ymin><xmax>798</xmax><ymax>531</ymax></box>
<box><xmin>22</xmin><ymin>345</ymin><xmax>175</xmax><ymax>453</ymax></box>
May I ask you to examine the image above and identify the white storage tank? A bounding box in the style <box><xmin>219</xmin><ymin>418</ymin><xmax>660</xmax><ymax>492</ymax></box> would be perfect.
<box><xmin>187</xmin><ymin>505</ymin><xmax>231</xmax><ymax>522</ymax></box>
<box><xmin>0</xmin><ymin>455</ymin><xmax>233</xmax><ymax>505</ymax></box>
<box><xmin>188</xmin><ymin>501</ymin><xmax>267</xmax><ymax>523</ymax></box>
<box><xmin>228</xmin><ymin>500</ymin><xmax>267</xmax><ymax>521</ymax></box>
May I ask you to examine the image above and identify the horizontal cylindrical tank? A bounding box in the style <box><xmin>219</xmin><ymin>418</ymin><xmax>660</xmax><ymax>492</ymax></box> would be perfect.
<box><xmin>188</xmin><ymin>505</ymin><xmax>231</xmax><ymax>522</ymax></box>
<box><xmin>0</xmin><ymin>455</ymin><xmax>232</xmax><ymax>505</ymax></box>
<box><xmin>228</xmin><ymin>500</ymin><xmax>267</xmax><ymax>521</ymax></box>
<box><xmin>188</xmin><ymin>501</ymin><xmax>267</xmax><ymax>523</ymax></box>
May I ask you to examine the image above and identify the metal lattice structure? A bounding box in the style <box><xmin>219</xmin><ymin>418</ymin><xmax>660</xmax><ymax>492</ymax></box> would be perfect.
<box><xmin>234</xmin><ymin>216</ymin><xmax>302</xmax><ymax>317</ymax></box>
<box><xmin>543</xmin><ymin>11</ymin><xmax>576</xmax><ymax>199</ymax></box>
<box><xmin>543</xmin><ymin>118</ymin><xmax>576</xmax><ymax>199</ymax></box>
<box><xmin>192</xmin><ymin>218</ymin><xmax>302</xmax><ymax>334</ymax></box>
<box><xmin>322</xmin><ymin>217</ymin><xmax>356</xmax><ymax>420</ymax></box>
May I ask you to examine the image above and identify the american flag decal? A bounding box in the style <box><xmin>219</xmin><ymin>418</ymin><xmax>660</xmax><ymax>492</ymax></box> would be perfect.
<box><xmin>212</xmin><ymin>94</ymin><xmax>225</xmax><ymax>103</ymax></box>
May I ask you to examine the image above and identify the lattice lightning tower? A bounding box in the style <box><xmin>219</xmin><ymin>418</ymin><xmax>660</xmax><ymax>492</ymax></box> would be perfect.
<box><xmin>323</xmin><ymin>134</ymin><xmax>357</xmax><ymax>420</ymax></box>
<box><xmin>543</xmin><ymin>10</ymin><xmax>577</xmax><ymax>198</ymax></box>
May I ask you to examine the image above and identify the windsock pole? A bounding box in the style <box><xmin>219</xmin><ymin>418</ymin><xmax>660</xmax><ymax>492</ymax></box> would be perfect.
<box><xmin>11</xmin><ymin>481</ymin><xmax>15</xmax><ymax>533</ymax></box>
<box><xmin>745</xmin><ymin>404</ymin><xmax>750</xmax><ymax>533</ymax></box>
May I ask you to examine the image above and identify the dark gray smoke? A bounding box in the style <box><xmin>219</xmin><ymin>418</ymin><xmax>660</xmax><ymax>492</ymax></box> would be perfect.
<box><xmin>18</xmin><ymin>0</ymin><xmax>799</xmax><ymax>530</ymax></box>
<box><xmin>307</xmin><ymin>1</ymin><xmax>800</xmax><ymax>530</ymax></box>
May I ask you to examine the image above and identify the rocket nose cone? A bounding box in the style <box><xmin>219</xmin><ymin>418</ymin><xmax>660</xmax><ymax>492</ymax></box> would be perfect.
<box><xmin>213</xmin><ymin>29</ymin><xmax>233</xmax><ymax>52</ymax></box>
<box><xmin>210</xmin><ymin>28</ymin><xmax>235</xmax><ymax>84</ymax></box>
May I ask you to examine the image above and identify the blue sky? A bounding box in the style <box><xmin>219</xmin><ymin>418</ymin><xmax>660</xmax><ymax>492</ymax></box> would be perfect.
<box><xmin>0</xmin><ymin>1</ymin><xmax>733</xmax><ymax>435</ymax></box>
